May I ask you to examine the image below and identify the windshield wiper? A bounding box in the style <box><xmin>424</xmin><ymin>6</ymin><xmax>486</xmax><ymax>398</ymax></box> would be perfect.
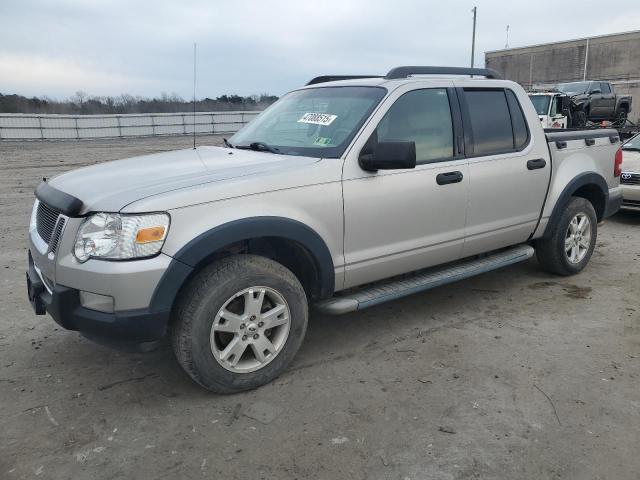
<box><xmin>236</xmin><ymin>142</ymin><xmax>281</xmax><ymax>154</ymax></box>
<box><xmin>223</xmin><ymin>138</ymin><xmax>234</xmax><ymax>148</ymax></box>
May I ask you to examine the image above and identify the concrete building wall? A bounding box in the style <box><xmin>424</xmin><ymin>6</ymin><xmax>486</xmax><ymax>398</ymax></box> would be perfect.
<box><xmin>485</xmin><ymin>30</ymin><xmax>640</xmax><ymax>122</ymax></box>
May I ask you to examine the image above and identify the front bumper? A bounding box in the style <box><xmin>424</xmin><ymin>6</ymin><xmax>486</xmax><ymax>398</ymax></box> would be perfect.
<box><xmin>604</xmin><ymin>188</ymin><xmax>624</xmax><ymax>218</ymax></box>
<box><xmin>27</xmin><ymin>252</ymin><xmax>170</xmax><ymax>341</ymax></box>
<box><xmin>621</xmin><ymin>183</ymin><xmax>640</xmax><ymax>211</ymax></box>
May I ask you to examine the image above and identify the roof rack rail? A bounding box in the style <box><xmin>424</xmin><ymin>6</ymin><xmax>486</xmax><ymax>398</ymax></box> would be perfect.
<box><xmin>385</xmin><ymin>66</ymin><xmax>502</xmax><ymax>80</ymax></box>
<box><xmin>306</xmin><ymin>75</ymin><xmax>381</xmax><ymax>86</ymax></box>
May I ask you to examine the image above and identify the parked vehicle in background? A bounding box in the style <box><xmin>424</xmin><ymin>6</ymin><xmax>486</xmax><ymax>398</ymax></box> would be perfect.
<box><xmin>620</xmin><ymin>132</ymin><xmax>640</xmax><ymax>211</ymax></box>
<box><xmin>556</xmin><ymin>80</ymin><xmax>632</xmax><ymax>126</ymax></box>
<box><xmin>528</xmin><ymin>92</ymin><xmax>570</xmax><ymax>128</ymax></box>
<box><xmin>27</xmin><ymin>66</ymin><xmax>623</xmax><ymax>393</ymax></box>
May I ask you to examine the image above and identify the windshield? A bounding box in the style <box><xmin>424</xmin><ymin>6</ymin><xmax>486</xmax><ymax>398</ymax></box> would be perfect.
<box><xmin>228</xmin><ymin>86</ymin><xmax>387</xmax><ymax>158</ymax></box>
<box><xmin>529</xmin><ymin>95</ymin><xmax>551</xmax><ymax>116</ymax></box>
<box><xmin>557</xmin><ymin>82</ymin><xmax>590</xmax><ymax>95</ymax></box>
<box><xmin>623</xmin><ymin>133</ymin><xmax>640</xmax><ymax>150</ymax></box>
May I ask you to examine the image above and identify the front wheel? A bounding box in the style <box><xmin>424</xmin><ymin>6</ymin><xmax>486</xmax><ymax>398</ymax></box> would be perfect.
<box><xmin>535</xmin><ymin>197</ymin><xmax>597</xmax><ymax>276</ymax></box>
<box><xmin>171</xmin><ymin>255</ymin><xmax>308</xmax><ymax>393</ymax></box>
<box><xmin>573</xmin><ymin>110</ymin><xmax>587</xmax><ymax>127</ymax></box>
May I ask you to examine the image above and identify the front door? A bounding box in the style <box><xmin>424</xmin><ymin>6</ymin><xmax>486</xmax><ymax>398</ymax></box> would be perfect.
<box><xmin>342</xmin><ymin>83</ymin><xmax>469</xmax><ymax>288</ymax></box>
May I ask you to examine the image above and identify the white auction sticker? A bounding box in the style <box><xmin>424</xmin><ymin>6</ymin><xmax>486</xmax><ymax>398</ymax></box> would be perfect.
<box><xmin>298</xmin><ymin>113</ymin><xmax>337</xmax><ymax>126</ymax></box>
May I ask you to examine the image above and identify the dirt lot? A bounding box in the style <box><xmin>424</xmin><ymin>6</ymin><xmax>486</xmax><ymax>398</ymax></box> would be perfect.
<box><xmin>1</xmin><ymin>136</ymin><xmax>639</xmax><ymax>480</ymax></box>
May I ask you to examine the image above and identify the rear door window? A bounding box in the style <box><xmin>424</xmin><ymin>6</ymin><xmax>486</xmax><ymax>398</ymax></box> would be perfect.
<box><xmin>463</xmin><ymin>89</ymin><xmax>514</xmax><ymax>156</ymax></box>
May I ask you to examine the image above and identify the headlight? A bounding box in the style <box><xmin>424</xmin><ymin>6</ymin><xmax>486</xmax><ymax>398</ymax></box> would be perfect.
<box><xmin>73</xmin><ymin>212</ymin><xmax>170</xmax><ymax>262</ymax></box>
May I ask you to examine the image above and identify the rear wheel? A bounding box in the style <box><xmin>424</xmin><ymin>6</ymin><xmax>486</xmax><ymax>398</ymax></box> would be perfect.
<box><xmin>536</xmin><ymin>197</ymin><xmax>597</xmax><ymax>276</ymax></box>
<box><xmin>172</xmin><ymin>255</ymin><xmax>308</xmax><ymax>393</ymax></box>
<box><xmin>614</xmin><ymin>108</ymin><xmax>628</xmax><ymax>127</ymax></box>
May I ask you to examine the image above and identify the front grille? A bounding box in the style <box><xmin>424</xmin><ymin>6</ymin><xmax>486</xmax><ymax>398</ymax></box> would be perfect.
<box><xmin>48</xmin><ymin>217</ymin><xmax>66</xmax><ymax>253</ymax></box>
<box><xmin>621</xmin><ymin>172</ymin><xmax>640</xmax><ymax>185</ymax></box>
<box><xmin>623</xmin><ymin>199</ymin><xmax>640</xmax><ymax>208</ymax></box>
<box><xmin>36</xmin><ymin>201</ymin><xmax>61</xmax><ymax>243</ymax></box>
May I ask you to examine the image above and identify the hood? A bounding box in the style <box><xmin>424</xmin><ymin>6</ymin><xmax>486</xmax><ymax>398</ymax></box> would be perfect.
<box><xmin>622</xmin><ymin>149</ymin><xmax>640</xmax><ymax>173</ymax></box>
<box><xmin>48</xmin><ymin>146</ymin><xmax>319</xmax><ymax>213</ymax></box>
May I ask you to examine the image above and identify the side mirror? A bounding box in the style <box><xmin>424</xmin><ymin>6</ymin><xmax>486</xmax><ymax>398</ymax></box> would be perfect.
<box><xmin>590</xmin><ymin>89</ymin><xmax>601</xmax><ymax>95</ymax></box>
<box><xmin>359</xmin><ymin>141</ymin><xmax>417</xmax><ymax>172</ymax></box>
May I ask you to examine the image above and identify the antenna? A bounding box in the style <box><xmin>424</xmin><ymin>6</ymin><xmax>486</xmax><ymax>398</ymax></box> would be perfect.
<box><xmin>193</xmin><ymin>42</ymin><xmax>197</xmax><ymax>150</ymax></box>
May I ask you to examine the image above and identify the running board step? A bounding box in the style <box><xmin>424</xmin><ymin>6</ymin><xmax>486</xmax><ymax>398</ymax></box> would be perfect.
<box><xmin>315</xmin><ymin>244</ymin><xmax>535</xmax><ymax>315</ymax></box>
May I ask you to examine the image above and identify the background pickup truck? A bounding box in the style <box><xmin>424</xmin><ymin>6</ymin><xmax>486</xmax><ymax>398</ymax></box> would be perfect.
<box><xmin>556</xmin><ymin>80</ymin><xmax>632</xmax><ymax>126</ymax></box>
<box><xmin>27</xmin><ymin>66</ymin><xmax>624</xmax><ymax>393</ymax></box>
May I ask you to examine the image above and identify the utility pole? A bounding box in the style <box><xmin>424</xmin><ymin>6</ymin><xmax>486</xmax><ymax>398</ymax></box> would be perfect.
<box><xmin>193</xmin><ymin>42</ymin><xmax>197</xmax><ymax>150</ymax></box>
<box><xmin>583</xmin><ymin>38</ymin><xmax>589</xmax><ymax>81</ymax></box>
<box><xmin>505</xmin><ymin>24</ymin><xmax>510</xmax><ymax>49</ymax></box>
<box><xmin>471</xmin><ymin>6</ymin><xmax>477</xmax><ymax>68</ymax></box>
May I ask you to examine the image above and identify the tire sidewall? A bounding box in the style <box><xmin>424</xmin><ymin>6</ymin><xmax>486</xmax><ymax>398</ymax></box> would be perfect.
<box><xmin>553</xmin><ymin>198</ymin><xmax>597</xmax><ymax>275</ymax></box>
<box><xmin>187</xmin><ymin>258</ymin><xmax>308</xmax><ymax>392</ymax></box>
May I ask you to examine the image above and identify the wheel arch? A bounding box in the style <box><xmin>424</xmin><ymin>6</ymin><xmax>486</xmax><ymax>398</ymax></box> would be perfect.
<box><xmin>542</xmin><ymin>172</ymin><xmax>608</xmax><ymax>238</ymax></box>
<box><xmin>149</xmin><ymin>217</ymin><xmax>335</xmax><ymax>322</ymax></box>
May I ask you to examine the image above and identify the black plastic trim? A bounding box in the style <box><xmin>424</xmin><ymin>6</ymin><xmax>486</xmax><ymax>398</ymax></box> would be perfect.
<box><xmin>385</xmin><ymin>66</ymin><xmax>502</xmax><ymax>80</ymax></box>
<box><xmin>162</xmin><ymin>217</ymin><xmax>336</xmax><ymax>300</ymax></box>
<box><xmin>306</xmin><ymin>75</ymin><xmax>381</xmax><ymax>86</ymax></box>
<box><xmin>456</xmin><ymin>87</ymin><xmax>474</xmax><ymax>156</ymax></box>
<box><xmin>27</xmin><ymin>252</ymin><xmax>168</xmax><ymax>341</ymax></box>
<box><xmin>447</xmin><ymin>87</ymin><xmax>466</xmax><ymax>158</ymax></box>
<box><xmin>35</xmin><ymin>181</ymin><xmax>83</xmax><ymax>217</ymax></box>
<box><xmin>542</xmin><ymin>172</ymin><xmax>609</xmax><ymax>238</ymax></box>
<box><xmin>604</xmin><ymin>193</ymin><xmax>623</xmax><ymax>218</ymax></box>
<box><xmin>545</xmin><ymin>128</ymin><xmax>618</xmax><ymax>142</ymax></box>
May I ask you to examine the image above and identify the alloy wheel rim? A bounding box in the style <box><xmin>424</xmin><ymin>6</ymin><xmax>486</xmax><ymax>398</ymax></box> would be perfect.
<box><xmin>210</xmin><ymin>286</ymin><xmax>291</xmax><ymax>373</ymax></box>
<box><xmin>565</xmin><ymin>213</ymin><xmax>591</xmax><ymax>264</ymax></box>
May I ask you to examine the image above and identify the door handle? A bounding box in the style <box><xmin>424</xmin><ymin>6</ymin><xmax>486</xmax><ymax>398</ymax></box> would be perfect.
<box><xmin>527</xmin><ymin>159</ymin><xmax>546</xmax><ymax>170</ymax></box>
<box><xmin>436</xmin><ymin>171</ymin><xmax>464</xmax><ymax>185</ymax></box>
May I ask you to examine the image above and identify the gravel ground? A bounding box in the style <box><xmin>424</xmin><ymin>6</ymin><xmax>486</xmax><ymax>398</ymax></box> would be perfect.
<box><xmin>0</xmin><ymin>136</ymin><xmax>639</xmax><ymax>480</ymax></box>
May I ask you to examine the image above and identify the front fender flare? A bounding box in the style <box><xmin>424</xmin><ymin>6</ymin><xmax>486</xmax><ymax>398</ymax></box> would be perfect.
<box><xmin>149</xmin><ymin>217</ymin><xmax>336</xmax><ymax>318</ymax></box>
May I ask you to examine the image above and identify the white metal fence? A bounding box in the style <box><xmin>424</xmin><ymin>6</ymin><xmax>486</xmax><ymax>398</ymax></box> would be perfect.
<box><xmin>0</xmin><ymin>111</ymin><xmax>261</xmax><ymax>140</ymax></box>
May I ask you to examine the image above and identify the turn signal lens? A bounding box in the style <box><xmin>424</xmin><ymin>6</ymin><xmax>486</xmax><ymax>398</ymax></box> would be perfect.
<box><xmin>136</xmin><ymin>226</ymin><xmax>166</xmax><ymax>244</ymax></box>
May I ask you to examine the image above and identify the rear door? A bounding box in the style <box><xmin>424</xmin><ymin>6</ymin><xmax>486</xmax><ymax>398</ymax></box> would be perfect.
<box><xmin>455</xmin><ymin>84</ymin><xmax>551</xmax><ymax>257</ymax></box>
<box><xmin>599</xmin><ymin>82</ymin><xmax>616</xmax><ymax>117</ymax></box>
<box><xmin>342</xmin><ymin>82</ymin><xmax>469</xmax><ymax>288</ymax></box>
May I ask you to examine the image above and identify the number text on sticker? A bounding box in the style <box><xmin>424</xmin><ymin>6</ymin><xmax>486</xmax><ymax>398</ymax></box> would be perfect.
<box><xmin>298</xmin><ymin>113</ymin><xmax>337</xmax><ymax>126</ymax></box>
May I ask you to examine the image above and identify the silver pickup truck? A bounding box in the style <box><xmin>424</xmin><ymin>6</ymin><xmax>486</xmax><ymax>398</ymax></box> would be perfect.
<box><xmin>27</xmin><ymin>66</ymin><xmax>624</xmax><ymax>393</ymax></box>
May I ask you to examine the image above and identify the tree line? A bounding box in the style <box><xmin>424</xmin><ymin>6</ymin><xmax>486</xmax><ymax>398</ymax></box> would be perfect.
<box><xmin>0</xmin><ymin>91</ymin><xmax>279</xmax><ymax>115</ymax></box>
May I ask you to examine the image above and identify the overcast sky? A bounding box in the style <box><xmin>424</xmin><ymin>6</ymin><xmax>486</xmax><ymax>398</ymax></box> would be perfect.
<box><xmin>1</xmin><ymin>0</ymin><xmax>639</xmax><ymax>100</ymax></box>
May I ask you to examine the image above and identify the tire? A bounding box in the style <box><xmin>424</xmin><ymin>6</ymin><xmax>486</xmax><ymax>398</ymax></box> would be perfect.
<box><xmin>171</xmin><ymin>255</ymin><xmax>308</xmax><ymax>393</ymax></box>
<box><xmin>614</xmin><ymin>108</ymin><xmax>628</xmax><ymax>127</ymax></box>
<box><xmin>536</xmin><ymin>197</ymin><xmax>597</xmax><ymax>276</ymax></box>
<box><xmin>574</xmin><ymin>110</ymin><xmax>587</xmax><ymax>127</ymax></box>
